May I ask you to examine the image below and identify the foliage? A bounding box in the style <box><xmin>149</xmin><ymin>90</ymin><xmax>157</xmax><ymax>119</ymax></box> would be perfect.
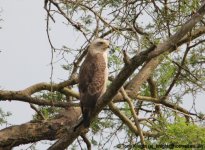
<box><xmin>0</xmin><ymin>108</ymin><xmax>11</xmax><ymax>125</ymax></box>
<box><xmin>32</xmin><ymin>91</ymin><xmax>66</xmax><ymax>120</ymax></box>
<box><xmin>155</xmin><ymin>117</ymin><xmax>205</xmax><ymax>150</ymax></box>
<box><xmin>159</xmin><ymin>118</ymin><xmax>205</xmax><ymax>144</ymax></box>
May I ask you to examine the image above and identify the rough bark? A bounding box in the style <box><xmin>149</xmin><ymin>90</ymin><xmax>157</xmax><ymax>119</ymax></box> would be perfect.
<box><xmin>0</xmin><ymin>108</ymin><xmax>81</xmax><ymax>150</ymax></box>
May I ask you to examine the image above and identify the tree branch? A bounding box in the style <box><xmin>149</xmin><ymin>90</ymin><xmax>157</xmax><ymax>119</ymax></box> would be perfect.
<box><xmin>0</xmin><ymin>77</ymin><xmax>79</xmax><ymax>107</ymax></box>
<box><xmin>81</xmin><ymin>134</ymin><xmax>91</xmax><ymax>150</ymax></box>
<box><xmin>120</xmin><ymin>88</ymin><xmax>146</xmax><ymax>147</ymax></box>
<box><xmin>0</xmin><ymin>90</ymin><xmax>77</xmax><ymax>108</ymax></box>
<box><xmin>0</xmin><ymin>107</ymin><xmax>81</xmax><ymax>149</ymax></box>
<box><xmin>108</xmin><ymin>102</ymin><xmax>157</xmax><ymax>138</ymax></box>
<box><xmin>126</xmin><ymin>25</ymin><xmax>205</xmax><ymax>93</ymax></box>
<box><xmin>22</xmin><ymin>77</ymin><xmax>78</xmax><ymax>95</ymax></box>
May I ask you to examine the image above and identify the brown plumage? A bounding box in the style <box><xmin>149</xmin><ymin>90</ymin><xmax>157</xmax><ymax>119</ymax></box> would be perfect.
<box><xmin>79</xmin><ymin>38</ymin><xmax>109</xmax><ymax>128</ymax></box>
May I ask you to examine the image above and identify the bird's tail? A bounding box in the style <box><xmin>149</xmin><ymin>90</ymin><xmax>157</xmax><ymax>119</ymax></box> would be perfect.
<box><xmin>82</xmin><ymin>108</ymin><xmax>91</xmax><ymax>128</ymax></box>
<box><xmin>73</xmin><ymin>107</ymin><xmax>91</xmax><ymax>131</ymax></box>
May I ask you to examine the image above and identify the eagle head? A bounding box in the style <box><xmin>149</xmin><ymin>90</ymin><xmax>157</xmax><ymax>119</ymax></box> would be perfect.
<box><xmin>88</xmin><ymin>38</ymin><xmax>110</xmax><ymax>55</ymax></box>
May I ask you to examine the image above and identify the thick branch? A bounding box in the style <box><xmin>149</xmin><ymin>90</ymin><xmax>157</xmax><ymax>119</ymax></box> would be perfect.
<box><xmin>0</xmin><ymin>77</ymin><xmax>79</xmax><ymax>107</ymax></box>
<box><xmin>147</xmin><ymin>5</ymin><xmax>205</xmax><ymax>58</ymax></box>
<box><xmin>0</xmin><ymin>107</ymin><xmax>81</xmax><ymax>149</ymax></box>
<box><xmin>0</xmin><ymin>90</ymin><xmax>77</xmax><ymax>107</ymax></box>
<box><xmin>127</xmin><ymin>26</ymin><xmax>205</xmax><ymax>93</ymax></box>
<box><xmin>22</xmin><ymin>77</ymin><xmax>78</xmax><ymax>95</ymax></box>
<box><xmin>126</xmin><ymin>56</ymin><xmax>162</xmax><ymax>93</ymax></box>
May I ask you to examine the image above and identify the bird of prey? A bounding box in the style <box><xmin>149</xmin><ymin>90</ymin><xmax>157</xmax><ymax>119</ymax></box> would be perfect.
<box><xmin>79</xmin><ymin>38</ymin><xmax>109</xmax><ymax>128</ymax></box>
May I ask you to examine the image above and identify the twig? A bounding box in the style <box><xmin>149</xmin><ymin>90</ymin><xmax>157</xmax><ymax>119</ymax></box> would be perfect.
<box><xmin>122</xmin><ymin>50</ymin><xmax>131</xmax><ymax>65</ymax></box>
<box><xmin>120</xmin><ymin>87</ymin><xmax>146</xmax><ymax>149</ymax></box>
<box><xmin>108</xmin><ymin>102</ymin><xmax>156</xmax><ymax>138</ymax></box>
<box><xmin>49</xmin><ymin>0</ymin><xmax>89</xmax><ymax>41</ymax></box>
<box><xmin>147</xmin><ymin>78</ymin><xmax>161</xmax><ymax>116</ymax></box>
<box><xmin>45</xmin><ymin>1</ymin><xmax>56</xmax><ymax>98</ymax></box>
<box><xmin>30</xmin><ymin>104</ymin><xmax>46</xmax><ymax>120</ymax></box>
<box><xmin>164</xmin><ymin>43</ymin><xmax>191</xmax><ymax>97</ymax></box>
<box><xmin>77</xmin><ymin>137</ymin><xmax>83</xmax><ymax>150</ymax></box>
<box><xmin>171</xmin><ymin>60</ymin><xmax>198</xmax><ymax>81</ymax></box>
<box><xmin>81</xmin><ymin>134</ymin><xmax>91</xmax><ymax>150</ymax></box>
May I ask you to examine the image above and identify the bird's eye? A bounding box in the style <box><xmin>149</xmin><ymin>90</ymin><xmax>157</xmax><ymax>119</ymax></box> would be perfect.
<box><xmin>97</xmin><ymin>42</ymin><xmax>104</xmax><ymax>45</ymax></box>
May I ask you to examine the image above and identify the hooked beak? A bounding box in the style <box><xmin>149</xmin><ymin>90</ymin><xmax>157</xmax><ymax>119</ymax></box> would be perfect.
<box><xmin>103</xmin><ymin>39</ymin><xmax>110</xmax><ymax>49</ymax></box>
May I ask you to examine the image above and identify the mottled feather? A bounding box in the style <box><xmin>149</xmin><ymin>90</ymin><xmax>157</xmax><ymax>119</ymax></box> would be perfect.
<box><xmin>79</xmin><ymin>52</ymin><xmax>107</xmax><ymax>127</ymax></box>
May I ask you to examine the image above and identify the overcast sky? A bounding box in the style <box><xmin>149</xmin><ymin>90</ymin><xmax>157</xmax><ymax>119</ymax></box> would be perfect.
<box><xmin>0</xmin><ymin>1</ymin><xmax>71</xmax><ymax>149</ymax></box>
<box><xmin>0</xmin><ymin>1</ymin><xmax>205</xmax><ymax>150</ymax></box>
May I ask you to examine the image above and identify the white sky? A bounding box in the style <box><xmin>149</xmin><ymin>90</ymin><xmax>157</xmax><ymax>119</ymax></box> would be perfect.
<box><xmin>0</xmin><ymin>0</ymin><xmax>204</xmax><ymax>150</ymax></box>
<box><xmin>0</xmin><ymin>1</ymin><xmax>71</xmax><ymax>149</ymax></box>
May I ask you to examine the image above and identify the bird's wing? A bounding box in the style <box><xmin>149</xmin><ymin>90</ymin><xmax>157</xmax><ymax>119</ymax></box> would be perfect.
<box><xmin>79</xmin><ymin>53</ymin><xmax>106</xmax><ymax>108</ymax></box>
